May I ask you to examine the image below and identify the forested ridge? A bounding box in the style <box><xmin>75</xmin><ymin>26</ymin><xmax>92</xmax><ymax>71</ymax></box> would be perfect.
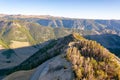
<box><xmin>67</xmin><ymin>33</ymin><xmax>120</xmax><ymax>80</ymax></box>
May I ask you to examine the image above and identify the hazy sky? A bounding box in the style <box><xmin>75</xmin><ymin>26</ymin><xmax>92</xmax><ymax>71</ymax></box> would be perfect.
<box><xmin>0</xmin><ymin>0</ymin><xmax>120</xmax><ymax>19</ymax></box>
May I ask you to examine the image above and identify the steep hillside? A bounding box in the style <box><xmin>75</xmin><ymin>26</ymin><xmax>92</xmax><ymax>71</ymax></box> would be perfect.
<box><xmin>85</xmin><ymin>34</ymin><xmax>120</xmax><ymax>57</ymax></box>
<box><xmin>67</xmin><ymin>33</ymin><xmax>120</xmax><ymax>80</ymax></box>
<box><xmin>2</xmin><ymin>33</ymin><xmax>120</xmax><ymax>80</ymax></box>
<box><xmin>0</xmin><ymin>20</ymin><xmax>71</xmax><ymax>69</ymax></box>
<box><xmin>34</xmin><ymin>19</ymin><xmax>120</xmax><ymax>36</ymax></box>
<box><xmin>0</xmin><ymin>34</ymin><xmax>74</xmax><ymax>76</ymax></box>
<box><xmin>0</xmin><ymin>20</ymin><xmax>55</xmax><ymax>45</ymax></box>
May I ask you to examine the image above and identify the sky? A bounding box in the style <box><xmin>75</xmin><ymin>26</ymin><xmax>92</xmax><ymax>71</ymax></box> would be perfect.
<box><xmin>0</xmin><ymin>0</ymin><xmax>120</xmax><ymax>19</ymax></box>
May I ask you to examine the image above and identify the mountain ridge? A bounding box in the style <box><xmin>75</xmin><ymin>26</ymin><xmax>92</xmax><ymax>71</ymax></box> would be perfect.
<box><xmin>2</xmin><ymin>33</ymin><xmax>120</xmax><ymax>80</ymax></box>
<box><xmin>1</xmin><ymin>14</ymin><xmax>120</xmax><ymax>20</ymax></box>
<box><xmin>1</xmin><ymin>14</ymin><xmax>120</xmax><ymax>36</ymax></box>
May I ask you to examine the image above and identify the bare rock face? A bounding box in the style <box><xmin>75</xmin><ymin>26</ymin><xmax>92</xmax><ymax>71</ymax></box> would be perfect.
<box><xmin>30</xmin><ymin>55</ymin><xmax>74</xmax><ymax>80</ymax></box>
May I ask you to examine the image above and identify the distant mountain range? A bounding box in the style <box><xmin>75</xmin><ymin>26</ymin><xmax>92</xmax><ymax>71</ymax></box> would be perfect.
<box><xmin>1</xmin><ymin>14</ymin><xmax>120</xmax><ymax>35</ymax></box>
<box><xmin>0</xmin><ymin>14</ymin><xmax>120</xmax><ymax>80</ymax></box>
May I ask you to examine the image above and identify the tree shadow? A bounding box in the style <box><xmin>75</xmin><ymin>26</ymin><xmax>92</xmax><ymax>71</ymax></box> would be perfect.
<box><xmin>0</xmin><ymin>34</ymin><xmax>74</xmax><ymax>77</ymax></box>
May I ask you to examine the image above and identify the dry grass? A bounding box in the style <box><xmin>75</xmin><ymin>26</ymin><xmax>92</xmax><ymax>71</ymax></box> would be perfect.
<box><xmin>10</xmin><ymin>41</ymin><xmax>30</xmax><ymax>49</ymax></box>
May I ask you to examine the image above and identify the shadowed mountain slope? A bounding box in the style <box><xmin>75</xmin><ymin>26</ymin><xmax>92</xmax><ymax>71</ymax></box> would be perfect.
<box><xmin>85</xmin><ymin>34</ymin><xmax>120</xmax><ymax>57</ymax></box>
